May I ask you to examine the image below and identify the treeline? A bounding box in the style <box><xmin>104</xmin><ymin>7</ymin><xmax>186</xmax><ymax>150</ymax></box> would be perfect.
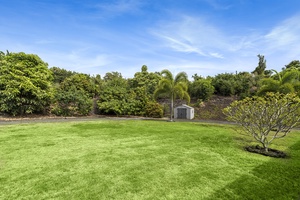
<box><xmin>0</xmin><ymin>51</ymin><xmax>299</xmax><ymax>117</ymax></box>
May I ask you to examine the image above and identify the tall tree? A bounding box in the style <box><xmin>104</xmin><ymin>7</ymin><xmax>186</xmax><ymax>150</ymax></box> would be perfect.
<box><xmin>154</xmin><ymin>69</ymin><xmax>190</xmax><ymax>121</ymax></box>
<box><xmin>252</xmin><ymin>54</ymin><xmax>266</xmax><ymax>75</ymax></box>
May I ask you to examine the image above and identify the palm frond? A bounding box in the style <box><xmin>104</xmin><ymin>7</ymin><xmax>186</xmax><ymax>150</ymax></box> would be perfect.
<box><xmin>183</xmin><ymin>91</ymin><xmax>190</xmax><ymax>103</ymax></box>
<box><xmin>282</xmin><ymin>69</ymin><xmax>300</xmax><ymax>84</ymax></box>
<box><xmin>175</xmin><ymin>72</ymin><xmax>188</xmax><ymax>83</ymax></box>
<box><xmin>176</xmin><ymin>81</ymin><xmax>188</xmax><ymax>91</ymax></box>
<box><xmin>161</xmin><ymin>69</ymin><xmax>174</xmax><ymax>82</ymax></box>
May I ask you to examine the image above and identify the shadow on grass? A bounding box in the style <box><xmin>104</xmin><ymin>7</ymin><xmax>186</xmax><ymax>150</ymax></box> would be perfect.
<box><xmin>206</xmin><ymin>140</ymin><xmax>300</xmax><ymax>200</ymax></box>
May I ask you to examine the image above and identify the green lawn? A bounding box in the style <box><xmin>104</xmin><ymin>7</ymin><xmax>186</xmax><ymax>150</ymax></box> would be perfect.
<box><xmin>0</xmin><ymin>120</ymin><xmax>300</xmax><ymax>200</ymax></box>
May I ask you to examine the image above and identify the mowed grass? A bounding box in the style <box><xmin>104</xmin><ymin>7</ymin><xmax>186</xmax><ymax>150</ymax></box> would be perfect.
<box><xmin>0</xmin><ymin>120</ymin><xmax>300</xmax><ymax>200</ymax></box>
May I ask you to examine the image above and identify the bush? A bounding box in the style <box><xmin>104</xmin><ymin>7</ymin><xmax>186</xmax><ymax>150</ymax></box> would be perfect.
<box><xmin>145</xmin><ymin>102</ymin><xmax>163</xmax><ymax>118</ymax></box>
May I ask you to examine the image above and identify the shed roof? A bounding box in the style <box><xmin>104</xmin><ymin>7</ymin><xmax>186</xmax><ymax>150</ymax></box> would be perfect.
<box><xmin>175</xmin><ymin>104</ymin><xmax>194</xmax><ymax>109</ymax></box>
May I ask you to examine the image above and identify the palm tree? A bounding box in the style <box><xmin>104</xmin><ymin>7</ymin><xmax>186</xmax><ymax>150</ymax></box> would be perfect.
<box><xmin>258</xmin><ymin>68</ymin><xmax>300</xmax><ymax>96</ymax></box>
<box><xmin>154</xmin><ymin>69</ymin><xmax>190</xmax><ymax>121</ymax></box>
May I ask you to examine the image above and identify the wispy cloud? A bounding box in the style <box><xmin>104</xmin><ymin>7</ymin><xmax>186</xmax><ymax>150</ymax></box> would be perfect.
<box><xmin>264</xmin><ymin>14</ymin><xmax>300</xmax><ymax>55</ymax></box>
<box><xmin>150</xmin><ymin>15</ymin><xmax>229</xmax><ymax>59</ymax></box>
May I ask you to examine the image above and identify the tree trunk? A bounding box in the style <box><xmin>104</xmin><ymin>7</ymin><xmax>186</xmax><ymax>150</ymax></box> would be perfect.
<box><xmin>263</xmin><ymin>143</ymin><xmax>268</xmax><ymax>152</ymax></box>
<box><xmin>170</xmin><ymin>96</ymin><xmax>174</xmax><ymax>121</ymax></box>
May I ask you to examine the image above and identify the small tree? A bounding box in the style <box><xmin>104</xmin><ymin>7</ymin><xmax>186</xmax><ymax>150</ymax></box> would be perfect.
<box><xmin>223</xmin><ymin>93</ymin><xmax>300</xmax><ymax>152</ymax></box>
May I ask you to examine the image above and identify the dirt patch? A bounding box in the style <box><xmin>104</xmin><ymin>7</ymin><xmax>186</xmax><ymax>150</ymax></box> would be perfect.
<box><xmin>245</xmin><ymin>145</ymin><xmax>287</xmax><ymax>158</ymax></box>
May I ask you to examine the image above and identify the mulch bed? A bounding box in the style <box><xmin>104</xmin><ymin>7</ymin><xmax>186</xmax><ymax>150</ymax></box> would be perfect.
<box><xmin>245</xmin><ymin>145</ymin><xmax>287</xmax><ymax>158</ymax></box>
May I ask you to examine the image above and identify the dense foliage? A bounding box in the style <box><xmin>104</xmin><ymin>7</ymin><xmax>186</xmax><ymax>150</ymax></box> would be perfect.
<box><xmin>1</xmin><ymin>50</ymin><xmax>299</xmax><ymax>118</ymax></box>
<box><xmin>189</xmin><ymin>78</ymin><xmax>214</xmax><ymax>101</ymax></box>
<box><xmin>51</xmin><ymin>86</ymin><xmax>92</xmax><ymax>116</ymax></box>
<box><xmin>0</xmin><ymin>51</ymin><xmax>53</xmax><ymax>115</ymax></box>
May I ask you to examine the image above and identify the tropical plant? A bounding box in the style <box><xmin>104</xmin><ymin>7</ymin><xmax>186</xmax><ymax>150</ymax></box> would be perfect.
<box><xmin>258</xmin><ymin>68</ymin><xmax>300</xmax><ymax>96</ymax></box>
<box><xmin>223</xmin><ymin>93</ymin><xmax>300</xmax><ymax>153</ymax></box>
<box><xmin>154</xmin><ymin>69</ymin><xmax>190</xmax><ymax>121</ymax></box>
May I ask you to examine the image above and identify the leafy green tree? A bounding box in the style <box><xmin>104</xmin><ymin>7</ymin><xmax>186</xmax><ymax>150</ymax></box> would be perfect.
<box><xmin>51</xmin><ymin>86</ymin><xmax>92</xmax><ymax>116</ymax></box>
<box><xmin>211</xmin><ymin>73</ymin><xmax>236</xmax><ymax>96</ymax></box>
<box><xmin>98</xmin><ymin>70</ymin><xmax>162</xmax><ymax>117</ymax></box>
<box><xmin>0</xmin><ymin>51</ymin><xmax>53</xmax><ymax>115</ymax></box>
<box><xmin>154</xmin><ymin>69</ymin><xmax>190</xmax><ymax>121</ymax></box>
<box><xmin>127</xmin><ymin>65</ymin><xmax>162</xmax><ymax>116</ymax></box>
<box><xmin>89</xmin><ymin>74</ymin><xmax>102</xmax><ymax>98</ymax></box>
<box><xmin>212</xmin><ymin>72</ymin><xmax>254</xmax><ymax>97</ymax></box>
<box><xmin>223</xmin><ymin>93</ymin><xmax>300</xmax><ymax>153</ymax></box>
<box><xmin>189</xmin><ymin>78</ymin><xmax>214</xmax><ymax>101</ymax></box>
<box><xmin>128</xmin><ymin>65</ymin><xmax>161</xmax><ymax>96</ymax></box>
<box><xmin>60</xmin><ymin>73</ymin><xmax>95</xmax><ymax>97</ymax></box>
<box><xmin>51</xmin><ymin>72</ymin><xmax>96</xmax><ymax>116</ymax></box>
<box><xmin>234</xmin><ymin>72</ymin><xmax>255</xmax><ymax>98</ymax></box>
<box><xmin>97</xmin><ymin>72</ymin><xmax>140</xmax><ymax>116</ymax></box>
<box><xmin>50</xmin><ymin>67</ymin><xmax>76</xmax><ymax>84</ymax></box>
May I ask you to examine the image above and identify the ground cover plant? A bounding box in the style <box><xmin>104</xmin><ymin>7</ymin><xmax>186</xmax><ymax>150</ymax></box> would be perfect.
<box><xmin>0</xmin><ymin>120</ymin><xmax>300</xmax><ymax>199</ymax></box>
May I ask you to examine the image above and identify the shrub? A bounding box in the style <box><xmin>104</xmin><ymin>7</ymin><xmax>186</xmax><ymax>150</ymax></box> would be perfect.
<box><xmin>145</xmin><ymin>102</ymin><xmax>163</xmax><ymax>118</ymax></box>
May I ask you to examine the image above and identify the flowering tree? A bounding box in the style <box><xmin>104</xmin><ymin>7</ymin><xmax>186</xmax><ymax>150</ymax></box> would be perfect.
<box><xmin>223</xmin><ymin>93</ymin><xmax>300</xmax><ymax>152</ymax></box>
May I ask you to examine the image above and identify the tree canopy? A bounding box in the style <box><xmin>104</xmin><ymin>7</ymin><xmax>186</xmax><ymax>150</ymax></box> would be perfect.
<box><xmin>0</xmin><ymin>51</ymin><xmax>53</xmax><ymax>115</ymax></box>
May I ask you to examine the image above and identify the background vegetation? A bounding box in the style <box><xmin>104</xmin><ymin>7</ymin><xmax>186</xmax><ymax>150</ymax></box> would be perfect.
<box><xmin>1</xmin><ymin>51</ymin><xmax>300</xmax><ymax>118</ymax></box>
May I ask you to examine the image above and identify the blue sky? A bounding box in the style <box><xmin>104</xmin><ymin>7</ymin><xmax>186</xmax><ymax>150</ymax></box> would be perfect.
<box><xmin>1</xmin><ymin>0</ymin><xmax>300</xmax><ymax>79</ymax></box>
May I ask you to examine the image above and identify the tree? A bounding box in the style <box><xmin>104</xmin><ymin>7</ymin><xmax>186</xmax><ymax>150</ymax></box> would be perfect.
<box><xmin>154</xmin><ymin>69</ymin><xmax>190</xmax><ymax>121</ymax></box>
<box><xmin>189</xmin><ymin>78</ymin><xmax>214</xmax><ymax>101</ymax></box>
<box><xmin>50</xmin><ymin>66</ymin><xmax>75</xmax><ymax>84</ymax></box>
<box><xmin>51</xmin><ymin>86</ymin><xmax>92</xmax><ymax>116</ymax></box>
<box><xmin>258</xmin><ymin>69</ymin><xmax>300</xmax><ymax>96</ymax></box>
<box><xmin>252</xmin><ymin>54</ymin><xmax>266</xmax><ymax>75</ymax></box>
<box><xmin>60</xmin><ymin>73</ymin><xmax>95</xmax><ymax>97</ymax></box>
<box><xmin>97</xmin><ymin>72</ymin><xmax>143</xmax><ymax>116</ymax></box>
<box><xmin>128</xmin><ymin>65</ymin><xmax>161</xmax><ymax>95</ymax></box>
<box><xmin>0</xmin><ymin>51</ymin><xmax>53</xmax><ymax>115</ymax></box>
<box><xmin>284</xmin><ymin>60</ymin><xmax>300</xmax><ymax>70</ymax></box>
<box><xmin>223</xmin><ymin>93</ymin><xmax>300</xmax><ymax>153</ymax></box>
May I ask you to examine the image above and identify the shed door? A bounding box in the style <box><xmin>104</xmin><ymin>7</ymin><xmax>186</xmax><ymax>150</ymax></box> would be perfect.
<box><xmin>177</xmin><ymin>108</ymin><xmax>187</xmax><ymax>119</ymax></box>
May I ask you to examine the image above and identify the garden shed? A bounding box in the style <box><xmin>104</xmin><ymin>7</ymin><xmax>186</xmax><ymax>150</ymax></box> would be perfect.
<box><xmin>174</xmin><ymin>104</ymin><xmax>194</xmax><ymax>120</ymax></box>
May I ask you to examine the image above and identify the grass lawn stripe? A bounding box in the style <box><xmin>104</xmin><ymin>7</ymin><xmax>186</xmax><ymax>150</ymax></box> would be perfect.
<box><xmin>0</xmin><ymin>120</ymin><xmax>299</xmax><ymax>199</ymax></box>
